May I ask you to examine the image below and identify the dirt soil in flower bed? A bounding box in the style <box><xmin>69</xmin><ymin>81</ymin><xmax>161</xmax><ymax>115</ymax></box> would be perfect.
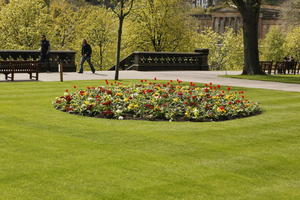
<box><xmin>53</xmin><ymin>80</ymin><xmax>262</xmax><ymax>122</ymax></box>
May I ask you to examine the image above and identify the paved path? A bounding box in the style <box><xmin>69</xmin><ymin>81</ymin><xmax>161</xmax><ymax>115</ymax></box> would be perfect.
<box><xmin>1</xmin><ymin>71</ymin><xmax>300</xmax><ymax>92</ymax></box>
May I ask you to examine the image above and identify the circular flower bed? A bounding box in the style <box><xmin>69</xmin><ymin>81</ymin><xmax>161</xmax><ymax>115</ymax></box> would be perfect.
<box><xmin>53</xmin><ymin>80</ymin><xmax>261</xmax><ymax>122</ymax></box>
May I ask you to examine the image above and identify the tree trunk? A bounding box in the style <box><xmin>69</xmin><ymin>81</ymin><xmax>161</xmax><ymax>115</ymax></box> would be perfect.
<box><xmin>241</xmin><ymin>12</ymin><xmax>264</xmax><ymax>75</ymax></box>
<box><xmin>114</xmin><ymin>17</ymin><xmax>124</xmax><ymax>80</ymax></box>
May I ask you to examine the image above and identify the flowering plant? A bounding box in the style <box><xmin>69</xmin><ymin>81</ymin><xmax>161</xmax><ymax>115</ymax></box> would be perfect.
<box><xmin>53</xmin><ymin>80</ymin><xmax>261</xmax><ymax>122</ymax></box>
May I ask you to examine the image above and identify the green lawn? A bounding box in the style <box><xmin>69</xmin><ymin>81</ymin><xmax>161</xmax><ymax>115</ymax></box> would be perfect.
<box><xmin>222</xmin><ymin>74</ymin><xmax>300</xmax><ymax>84</ymax></box>
<box><xmin>1</xmin><ymin>80</ymin><xmax>300</xmax><ymax>200</ymax></box>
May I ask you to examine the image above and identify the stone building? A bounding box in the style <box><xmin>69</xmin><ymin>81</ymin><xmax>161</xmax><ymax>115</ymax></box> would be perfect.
<box><xmin>191</xmin><ymin>0</ymin><xmax>222</xmax><ymax>8</ymax></box>
<box><xmin>193</xmin><ymin>6</ymin><xmax>285</xmax><ymax>39</ymax></box>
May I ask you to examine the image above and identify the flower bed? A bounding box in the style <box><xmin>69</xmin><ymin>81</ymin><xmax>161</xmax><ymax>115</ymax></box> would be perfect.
<box><xmin>53</xmin><ymin>80</ymin><xmax>261</xmax><ymax>122</ymax></box>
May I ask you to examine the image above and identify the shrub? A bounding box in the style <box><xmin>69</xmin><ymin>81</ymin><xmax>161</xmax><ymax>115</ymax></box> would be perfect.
<box><xmin>195</xmin><ymin>28</ymin><xmax>244</xmax><ymax>70</ymax></box>
<box><xmin>261</xmin><ymin>26</ymin><xmax>285</xmax><ymax>62</ymax></box>
<box><xmin>53</xmin><ymin>80</ymin><xmax>261</xmax><ymax>122</ymax></box>
<box><xmin>284</xmin><ymin>26</ymin><xmax>300</xmax><ymax>61</ymax></box>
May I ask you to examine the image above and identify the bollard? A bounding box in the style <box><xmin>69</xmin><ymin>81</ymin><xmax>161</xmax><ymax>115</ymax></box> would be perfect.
<box><xmin>59</xmin><ymin>63</ymin><xmax>63</xmax><ymax>82</ymax></box>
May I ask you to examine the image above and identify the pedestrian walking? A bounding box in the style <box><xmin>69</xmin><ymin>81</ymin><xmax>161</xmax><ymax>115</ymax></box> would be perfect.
<box><xmin>78</xmin><ymin>39</ymin><xmax>95</xmax><ymax>73</ymax></box>
<box><xmin>40</xmin><ymin>35</ymin><xmax>50</xmax><ymax>72</ymax></box>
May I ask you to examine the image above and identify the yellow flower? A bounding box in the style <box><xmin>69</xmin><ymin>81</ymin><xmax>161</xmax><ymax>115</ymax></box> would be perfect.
<box><xmin>124</xmin><ymin>98</ymin><xmax>129</xmax><ymax>102</ymax></box>
<box><xmin>185</xmin><ymin>111</ymin><xmax>190</xmax><ymax>117</ymax></box>
<box><xmin>127</xmin><ymin>104</ymin><xmax>134</xmax><ymax>109</ymax></box>
<box><xmin>173</xmin><ymin>98</ymin><xmax>179</xmax><ymax>102</ymax></box>
<box><xmin>116</xmin><ymin>93</ymin><xmax>123</xmax><ymax>96</ymax></box>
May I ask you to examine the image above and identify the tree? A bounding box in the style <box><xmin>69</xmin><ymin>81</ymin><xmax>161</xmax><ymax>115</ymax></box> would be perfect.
<box><xmin>79</xmin><ymin>6</ymin><xmax>116</xmax><ymax>69</ymax></box>
<box><xmin>195</xmin><ymin>28</ymin><xmax>244</xmax><ymax>70</ymax></box>
<box><xmin>48</xmin><ymin>1</ymin><xmax>78</xmax><ymax>49</ymax></box>
<box><xmin>126</xmin><ymin>0</ymin><xmax>193</xmax><ymax>52</ymax></box>
<box><xmin>284</xmin><ymin>26</ymin><xmax>300</xmax><ymax>61</ymax></box>
<box><xmin>261</xmin><ymin>26</ymin><xmax>285</xmax><ymax>62</ymax></box>
<box><xmin>108</xmin><ymin>0</ymin><xmax>134</xmax><ymax>80</ymax></box>
<box><xmin>231</xmin><ymin>0</ymin><xmax>264</xmax><ymax>75</ymax></box>
<box><xmin>0</xmin><ymin>0</ymin><xmax>49</xmax><ymax>50</ymax></box>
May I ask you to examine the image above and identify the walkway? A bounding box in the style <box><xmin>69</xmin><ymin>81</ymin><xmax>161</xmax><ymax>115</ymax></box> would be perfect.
<box><xmin>1</xmin><ymin>71</ymin><xmax>300</xmax><ymax>92</ymax></box>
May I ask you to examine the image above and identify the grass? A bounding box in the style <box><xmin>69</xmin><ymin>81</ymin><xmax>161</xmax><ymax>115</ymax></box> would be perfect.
<box><xmin>0</xmin><ymin>80</ymin><xmax>300</xmax><ymax>200</ymax></box>
<box><xmin>222</xmin><ymin>74</ymin><xmax>300</xmax><ymax>84</ymax></box>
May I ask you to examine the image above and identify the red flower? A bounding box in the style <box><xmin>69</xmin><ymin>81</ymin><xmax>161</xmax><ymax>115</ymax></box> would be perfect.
<box><xmin>140</xmin><ymin>80</ymin><xmax>144</xmax><ymax>83</ymax></box>
<box><xmin>154</xmin><ymin>77</ymin><xmax>157</xmax><ymax>80</ymax></box>
<box><xmin>102</xmin><ymin>101</ymin><xmax>112</xmax><ymax>106</ymax></box>
<box><xmin>66</xmin><ymin>107</ymin><xmax>74</xmax><ymax>112</ymax></box>
<box><xmin>105</xmin><ymin>80</ymin><xmax>109</xmax><ymax>85</ymax></box>
<box><xmin>219</xmin><ymin>106</ymin><xmax>225</xmax><ymax>110</ymax></box>
<box><xmin>106</xmin><ymin>90</ymin><xmax>112</xmax><ymax>95</ymax></box>
<box><xmin>217</xmin><ymin>85</ymin><xmax>221</xmax><ymax>89</ymax></box>
<box><xmin>65</xmin><ymin>95</ymin><xmax>72</xmax><ymax>102</ymax></box>
<box><xmin>227</xmin><ymin>87</ymin><xmax>231</xmax><ymax>91</ymax></box>
<box><xmin>235</xmin><ymin>100</ymin><xmax>241</xmax><ymax>103</ymax></box>
<box><xmin>177</xmin><ymin>92</ymin><xmax>183</xmax><ymax>96</ymax></box>
<box><xmin>144</xmin><ymin>104</ymin><xmax>154</xmax><ymax>109</ymax></box>
<box><xmin>87</xmin><ymin>105</ymin><xmax>93</xmax><ymax>110</ymax></box>
<box><xmin>210</xmin><ymin>82</ymin><xmax>213</xmax><ymax>85</ymax></box>
<box><xmin>146</xmin><ymin>89</ymin><xmax>154</xmax><ymax>93</ymax></box>
<box><xmin>204</xmin><ymin>89</ymin><xmax>209</xmax><ymax>93</ymax></box>
<box><xmin>102</xmin><ymin>110</ymin><xmax>114</xmax><ymax>116</ymax></box>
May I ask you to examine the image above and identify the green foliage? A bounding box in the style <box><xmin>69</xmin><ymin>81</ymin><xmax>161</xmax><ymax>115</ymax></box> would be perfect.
<box><xmin>0</xmin><ymin>0</ymin><xmax>49</xmax><ymax>49</ymax></box>
<box><xmin>195</xmin><ymin>28</ymin><xmax>244</xmax><ymax>70</ymax></box>
<box><xmin>75</xmin><ymin>6</ymin><xmax>116</xmax><ymax>69</ymax></box>
<box><xmin>125</xmin><ymin>0</ymin><xmax>195</xmax><ymax>53</ymax></box>
<box><xmin>48</xmin><ymin>1</ymin><xmax>79</xmax><ymax>49</ymax></box>
<box><xmin>0</xmin><ymin>0</ymin><xmax>117</xmax><ymax>70</ymax></box>
<box><xmin>284</xmin><ymin>26</ymin><xmax>300</xmax><ymax>61</ymax></box>
<box><xmin>261</xmin><ymin>26</ymin><xmax>285</xmax><ymax>62</ymax></box>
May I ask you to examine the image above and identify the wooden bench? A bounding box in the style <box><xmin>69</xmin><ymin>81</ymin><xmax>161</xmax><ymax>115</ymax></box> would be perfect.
<box><xmin>286</xmin><ymin>61</ymin><xmax>298</xmax><ymax>75</ymax></box>
<box><xmin>0</xmin><ymin>61</ymin><xmax>40</xmax><ymax>81</ymax></box>
<box><xmin>260</xmin><ymin>61</ymin><xmax>273</xmax><ymax>74</ymax></box>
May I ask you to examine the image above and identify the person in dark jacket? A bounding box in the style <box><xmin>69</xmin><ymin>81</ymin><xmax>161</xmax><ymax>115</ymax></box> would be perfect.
<box><xmin>40</xmin><ymin>35</ymin><xmax>50</xmax><ymax>71</ymax></box>
<box><xmin>78</xmin><ymin>39</ymin><xmax>95</xmax><ymax>73</ymax></box>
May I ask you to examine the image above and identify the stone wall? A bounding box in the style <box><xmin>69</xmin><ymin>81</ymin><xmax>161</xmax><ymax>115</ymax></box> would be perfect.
<box><xmin>193</xmin><ymin>6</ymin><xmax>286</xmax><ymax>39</ymax></box>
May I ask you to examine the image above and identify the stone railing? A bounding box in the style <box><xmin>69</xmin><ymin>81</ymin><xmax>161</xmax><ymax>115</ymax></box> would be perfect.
<box><xmin>110</xmin><ymin>49</ymin><xmax>209</xmax><ymax>71</ymax></box>
<box><xmin>0</xmin><ymin>50</ymin><xmax>76</xmax><ymax>72</ymax></box>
